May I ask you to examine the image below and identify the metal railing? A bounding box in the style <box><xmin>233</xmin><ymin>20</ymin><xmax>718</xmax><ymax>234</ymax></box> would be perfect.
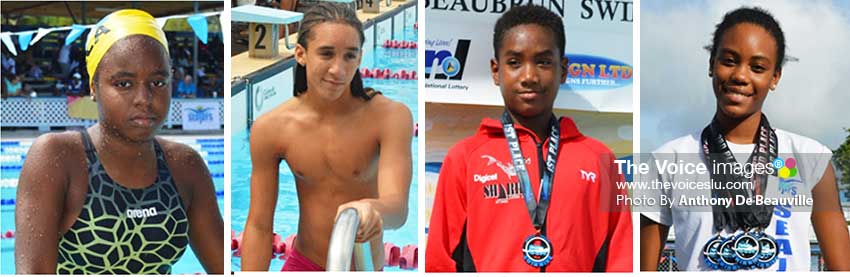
<box><xmin>326</xmin><ymin>208</ymin><xmax>374</xmax><ymax>271</ymax></box>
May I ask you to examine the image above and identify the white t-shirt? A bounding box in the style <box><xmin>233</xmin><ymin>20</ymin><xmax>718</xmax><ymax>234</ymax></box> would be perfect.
<box><xmin>640</xmin><ymin>128</ymin><xmax>833</xmax><ymax>271</ymax></box>
<box><xmin>58</xmin><ymin>44</ymin><xmax>71</xmax><ymax>64</ymax></box>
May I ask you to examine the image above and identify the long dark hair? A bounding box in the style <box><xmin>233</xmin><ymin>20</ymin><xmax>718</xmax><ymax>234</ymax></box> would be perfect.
<box><xmin>294</xmin><ymin>3</ymin><xmax>369</xmax><ymax>100</ymax></box>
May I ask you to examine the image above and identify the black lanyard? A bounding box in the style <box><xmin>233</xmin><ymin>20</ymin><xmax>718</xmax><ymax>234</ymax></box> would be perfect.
<box><xmin>700</xmin><ymin>113</ymin><xmax>778</xmax><ymax>231</ymax></box>
<box><xmin>501</xmin><ymin>110</ymin><xmax>560</xmax><ymax>231</ymax></box>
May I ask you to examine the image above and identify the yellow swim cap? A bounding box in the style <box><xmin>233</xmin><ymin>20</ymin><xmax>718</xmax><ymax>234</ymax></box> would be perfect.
<box><xmin>85</xmin><ymin>9</ymin><xmax>169</xmax><ymax>85</ymax></box>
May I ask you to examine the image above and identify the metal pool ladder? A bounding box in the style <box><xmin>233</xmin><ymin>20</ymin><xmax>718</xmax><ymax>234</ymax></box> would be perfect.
<box><xmin>326</xmin><ymin>208</ymin><xmax>374</xmax><ymax>271</ymax></box>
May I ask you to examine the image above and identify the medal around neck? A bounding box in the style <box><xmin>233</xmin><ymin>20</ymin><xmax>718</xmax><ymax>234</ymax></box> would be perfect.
<box><xmin>702</xmin><ymin>234</ymin><xmax>725</xmax><ymax>270</ymax></box>
<box><xmin>718</xmin><ymin>236</ymin><xmax>739</xmax><ymax>271</ymax></box>
<box><xmin>522</xmin><ymin>234</ymin><xmax>553</xmax><ymax>268</ymax></box>
<box><xmin>703</xmin><ymin>230</ymin><xmax>779</xmax><ymax>270</ymax></box>
<box><xmin>699</xmin><ymin>115</ymin><xmax>779</xmax><ymax>271</ymax></box>
<box><xmin>755</xmin><ymin>232</ymin><xmax>778</xmax><ymax>269</ymax></box>
<box><xmin>732</xmin><ymin>231</ymin><xmax>760</xmax><ymax>267</ymax></box>
<box><xmin>501</xmin><ymin>110</ymin><xmax>560</xmax><ymax>269</ymax></box>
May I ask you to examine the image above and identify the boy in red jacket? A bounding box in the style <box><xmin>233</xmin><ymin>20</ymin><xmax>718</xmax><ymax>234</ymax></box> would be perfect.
<box><xmin>425</xmin><ymin>4</ymin><xmax>632</xmax><ymax>272</ymax></box>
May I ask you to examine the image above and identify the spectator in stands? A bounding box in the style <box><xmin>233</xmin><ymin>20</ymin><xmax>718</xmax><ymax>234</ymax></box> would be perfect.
<box><xmin>177</xmin><ymin>66</ymin><xmax>187</xmax><ymax>80</ymax></box>
<box><xmin>60</xmin><ymin>72</ymin><xmax>84</xmax><ymax>104</ymax></box>
<box><xmin>206</xmin><ymin>74</ymin><xmax>223</xmax><ymax>98</ymax></box>
<box><xmin>54</xmin><ymin>78</ymin><xmax>65</xmax><ymax>96</ymax></box>
<box><xmin>177</xmin><ymin>74</ymin><xmax>197</xmax><ymax>98</ymax></box>
<box><xmin>27</xmin><ymin>59</ymin><xmax>44</xmax><ymax>80</ymax></box>
<box><xmin>177</xmin><ymin>49</ymin><xmax>191</xmax><ymax>68</ymax></box>
<box><xmin>2</xmin><ymin>51</ymin><xmax>16</xmax><ymax>75</ymax></box>
<box><xmin>196</xmin><ymin>65</ymin><xmax>206</xmax><ymax>79</ymax></box>
<box><xmin>172</xmin><ymin>67</ymin><xmax>186</xmax><ymax>96</ymax></box>
<box><xmin>3</xmin><ymin>74</ymin><xmax>29</xmax><ymax>97</ymax></box>
<box><xmin>57</xmin><ymin>41</ymin><xmax>72</xmax><ymax>79</ymax></box>
<box><xmin>170</xmin><ymin>67</ymin><xmax>178</xmax><ymax>95</ymax></box>
<box><xmin>63</xmin><ymin>72</ymin><xmax>84</xmax><ymax>97</ymax></box>
<box><xmin>72</xmin><ymin>60</ymin><xmax>81</xmax><ymax>75</ymax></box>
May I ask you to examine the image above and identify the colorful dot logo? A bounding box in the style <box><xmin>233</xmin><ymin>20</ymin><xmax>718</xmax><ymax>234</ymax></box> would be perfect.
<box><xmin>773</xmin><ymin>158</ymin><xmax>797</xmax><ymax>179</ymax></box>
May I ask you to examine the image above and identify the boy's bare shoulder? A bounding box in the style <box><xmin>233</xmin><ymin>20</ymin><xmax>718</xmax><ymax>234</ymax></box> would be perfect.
<box><xmin>366</xmin><ymin>94</ymin><xmax>411</xmax><ymax>120</ymax></box>
<box><xmin>253</xmin><ymin>98</ymin><xmax>302</xmax><ymax>133</ymax></box>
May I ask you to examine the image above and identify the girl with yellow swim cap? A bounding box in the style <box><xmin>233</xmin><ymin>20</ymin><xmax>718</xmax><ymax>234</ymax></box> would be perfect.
<box><xmin>15</xmin><ymin>9</ymin><xmax>224</xmax><ymax>274</ymax></box>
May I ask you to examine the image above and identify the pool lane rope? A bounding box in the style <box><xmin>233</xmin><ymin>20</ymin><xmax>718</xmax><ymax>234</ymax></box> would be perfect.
<box><xmin>360</xmin><ymin>67</ymin><xmax>417</xmax><ymax>80</ymax></box>
<box><xmin>382</xmin><ymin>40</ymin><xmax>417</xmax><ymax>49</ymax></box>
<box><xmin>230</xmin><ymin>231</ymin><xmax>418</xmax><ymax>270</ymax></box>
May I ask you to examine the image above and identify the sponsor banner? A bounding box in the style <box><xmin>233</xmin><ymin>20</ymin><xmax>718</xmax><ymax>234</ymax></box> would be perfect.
<box><xmin>251</xmin><ymin>68</ymin><xmax>294</xmax><ymax>120</ymax></box>
<box><xmin>405</xmin><ymin>5</ymin><xmax>418</xmax><ymax>29</ymax></box>
<box><xmin>363</xmin><ymin>24</ymin><xmax>376</xmax><ymax>69</ymax></box>
<box><xmin>424</xmin><ymin>0</ymin><xmax>633</xmax><ymax>112</ymax></box>
<box><xmin>393</xmin><ymin>12</ymin><xmax>405</xmax><ymax>39</ymax></box>
<box><xmin>232</xmin><ymin>87</ymin><xmax>247</xmax><ymax>132</ymax></box>
<box><xmin>182</xmin><ymin>101</ymin><xmax>222</xmax><ymax>130</ymax></box>
<box><xmin>376</xmin><ymin>19</ymin><xmax>392</xmax><ymax>47</ymax></box>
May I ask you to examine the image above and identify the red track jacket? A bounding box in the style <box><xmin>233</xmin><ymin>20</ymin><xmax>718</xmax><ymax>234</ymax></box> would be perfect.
<box><xmin>426</xmin><ymin>117</ymin><xmax>632</xmax><ymax>272</ymax></box>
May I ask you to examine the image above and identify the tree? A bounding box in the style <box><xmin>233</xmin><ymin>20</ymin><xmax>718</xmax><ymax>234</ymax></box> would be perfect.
<box><xmin>833</xmin><ymin>128</ymin><xmax>850</xmax><ymax>190</ymax></box>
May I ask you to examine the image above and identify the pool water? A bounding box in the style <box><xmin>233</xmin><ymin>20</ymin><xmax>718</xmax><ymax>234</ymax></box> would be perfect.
<box><xmin>229</xmin><ymin>25</ymin><xmax>418</xmax><ymax>272</ymax></box>
<box><xmin>0</xmin><ymin>137</ymin><xmax>224</xmax><ymax>274</ymax></box>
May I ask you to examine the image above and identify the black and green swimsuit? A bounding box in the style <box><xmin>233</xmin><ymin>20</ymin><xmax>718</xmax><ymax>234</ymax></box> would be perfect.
<box><xmin>56</xmin><ymin>130</ymin><xmax>189</xmax><ymax>274</ymax></box>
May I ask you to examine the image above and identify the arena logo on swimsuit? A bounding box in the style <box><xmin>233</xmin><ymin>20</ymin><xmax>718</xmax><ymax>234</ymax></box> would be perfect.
<box><xmin>126</xmin><ymin>207</ymin><xmax>158</xmax><ymax>219</ymax></box>
<box><xmin>560</xmin><ymin>54</ymin><xmax>633</xmax><ymax>91</ymax></box>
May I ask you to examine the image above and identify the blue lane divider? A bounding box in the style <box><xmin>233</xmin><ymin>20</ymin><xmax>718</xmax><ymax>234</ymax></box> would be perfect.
<box><xmin>1</xmin><ymin>190</ymin><xmax>225</xmax><ymax>206</ymax></box>
<box><xmin>200</xmin><ymin>145</ymin><xmax>224</xmax><ymax>150</ymax></box>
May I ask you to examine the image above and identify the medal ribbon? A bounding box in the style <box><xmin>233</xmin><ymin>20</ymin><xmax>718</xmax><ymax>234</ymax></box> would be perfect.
<box><xmin>700</xmin><ymin>113</ymin><xmax>778</xmax><ymax>231</ymax></box>
<box><xmin>501</xmin><ymin>110</ymin><xmax>560</xmax><ymax>230</ymax></box>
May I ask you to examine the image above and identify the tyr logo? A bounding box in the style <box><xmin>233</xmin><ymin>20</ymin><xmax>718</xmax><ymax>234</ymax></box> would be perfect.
<box><xmin>580</xmin><ymin>170</ymin><xmax>597</xmax><ymax>182</ymax></box>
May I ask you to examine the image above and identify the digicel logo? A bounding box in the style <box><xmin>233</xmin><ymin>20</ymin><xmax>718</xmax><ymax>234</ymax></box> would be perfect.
<box><xmin>473</xmin><ymin>173</ymin><xmax>498</xmax><ymax>184</ymax></box>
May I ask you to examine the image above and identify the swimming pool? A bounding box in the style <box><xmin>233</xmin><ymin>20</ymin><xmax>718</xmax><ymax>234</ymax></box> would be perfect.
<box><xmin>0</xmin><ymin>136</ymin><xmax>224</xmax><ymax>274</ymax></box>
<box><xmin>229</xmin><ymin>24</ymin><xmax>419</xmax><ymax>271</ymax></box>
